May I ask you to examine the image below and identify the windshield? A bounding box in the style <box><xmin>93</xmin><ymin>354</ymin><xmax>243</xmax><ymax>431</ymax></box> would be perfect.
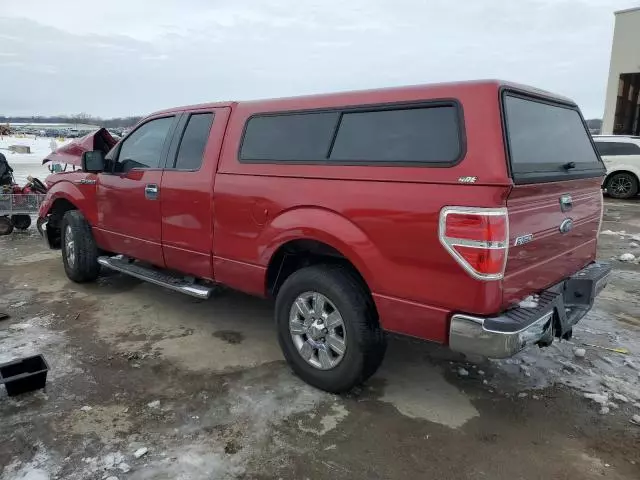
<box><xmin>503</xmin><ymin>93</ymin><xmax>605</xmax><ymax>184</ymax></box>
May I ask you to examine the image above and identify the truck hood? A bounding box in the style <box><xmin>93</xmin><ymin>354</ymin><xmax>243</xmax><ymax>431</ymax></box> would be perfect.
<box><xmin>43</xmin><ymin>128</ymin><xmax>117</xmax><ymax>166</ymax></box>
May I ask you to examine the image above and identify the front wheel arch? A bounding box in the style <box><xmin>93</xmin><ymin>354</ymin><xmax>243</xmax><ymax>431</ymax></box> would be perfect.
<box><xmin>44</xmin><ymin>198</ymin><xmax>78</xmax><ymax>248</ymax></box>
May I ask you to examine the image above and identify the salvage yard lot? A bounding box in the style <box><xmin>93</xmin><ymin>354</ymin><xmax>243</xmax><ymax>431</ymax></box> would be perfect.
<box><xmin>1</xmin><ymin>199</ymin><xmax>639</xmax><ymax>479</ymax></box>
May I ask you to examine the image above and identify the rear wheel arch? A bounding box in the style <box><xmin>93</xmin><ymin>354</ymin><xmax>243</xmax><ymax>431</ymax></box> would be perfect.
<box><xmin>259</xmin><ymin>208</ymin><xmax>380</xmax><ymax>295</ymax></box>
<box><xmin>265</xmin><ymin>238</ymin><xmax>374</xmax><ymax>301</ymax></box>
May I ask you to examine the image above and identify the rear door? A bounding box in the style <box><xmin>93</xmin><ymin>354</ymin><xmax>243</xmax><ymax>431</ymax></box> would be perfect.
<box><xmin>501</xmin><ymin>92</ymin><xmax>606</xmax><ymax>307</ymax></box>
<box><xmin>160</xmin><ymin>107</ymin><xmax>230</xmax><ymax>280</ymax></box>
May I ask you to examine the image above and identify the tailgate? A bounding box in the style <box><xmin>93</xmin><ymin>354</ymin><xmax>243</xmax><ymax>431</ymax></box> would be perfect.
<box><xmin>504</xmin><ymin>178</ymin><xmax>602</xmax><ymax>306</ymax></box>
<box><xmin>500</xmin><ymin>91</ymin><xmax>605</xmax><ymax>308</ymax></box>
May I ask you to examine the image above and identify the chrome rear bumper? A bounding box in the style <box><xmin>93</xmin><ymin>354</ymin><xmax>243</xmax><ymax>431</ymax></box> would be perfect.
<box><xmin>450</xmin><ymin>311</ymin><xmax>554</xmax><ymax>358</ymax></box>
<box><xmin>449</xmin><ymin>262</ymin><xmax>612</xmax><ymax>358</ymax></box>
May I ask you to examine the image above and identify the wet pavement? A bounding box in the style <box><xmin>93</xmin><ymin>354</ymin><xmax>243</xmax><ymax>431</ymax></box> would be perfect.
<box><xmin>0</xmin><ymin>199</ymin><xmax>639</xmax><ymax>479</ymax></box>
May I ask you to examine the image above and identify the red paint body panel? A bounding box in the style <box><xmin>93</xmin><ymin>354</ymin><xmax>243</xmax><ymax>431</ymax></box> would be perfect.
<box><xmin>373</xmin><ymin>293</ymin><xmax>450</xmax><ymax>343</ymax></box>
<box><xmin>213</xmin><ymin>256</ymin><xmax>267</xmax><ymax>297</ymax></box>
<box><xmin>40</xmin><ymin>172</ymin><xmax>100</xmax><ymax>225</ymax></box>
<box><xmin>38</xmin><ymin>80</ymin><xmax>605</xmax><ymax>346</ymax></box>
<box><xmin>503</xmin><ymin>177</ymin><xmax>602</xmax><ymax>307</ymax></box>
<box><xmin>160</xmin><ymin>107</ymin><xmax>231</xmax><ymax>279</ymax></box>
<box><xmin>96</xmin><ymin>169</ymin><xmax>164</xmax><ymax>266</ymax></box>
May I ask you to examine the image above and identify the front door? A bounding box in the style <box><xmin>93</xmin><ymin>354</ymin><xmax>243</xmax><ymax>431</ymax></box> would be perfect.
<box><xmin>95</xmin><ymin>115</ymin><xmax>178</xmax><ymax>266</ymax></box>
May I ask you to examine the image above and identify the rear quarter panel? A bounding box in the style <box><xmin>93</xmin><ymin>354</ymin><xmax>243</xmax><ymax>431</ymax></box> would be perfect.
<box><xmin>213</xmin><ymin>82</ymin><xmax>512</xmax><ymax>343</ymax></box>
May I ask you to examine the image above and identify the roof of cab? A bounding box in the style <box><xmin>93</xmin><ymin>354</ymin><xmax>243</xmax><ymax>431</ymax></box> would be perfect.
<box><xmin>150</xmin><ymin>79</ymin><xmax>575</xmax><ymax>116</ymax></box>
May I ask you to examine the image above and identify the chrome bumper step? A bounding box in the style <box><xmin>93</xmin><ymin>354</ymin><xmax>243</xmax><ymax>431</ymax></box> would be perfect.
<box><xmin>449</xmin><ymin>262</ymin><xmax>612</xmax><ymax>358</ymax></box>
<box><xmin>97</xmin><ymin>256</ymin><xmax>214</xmax><ymax>299</ymax></box>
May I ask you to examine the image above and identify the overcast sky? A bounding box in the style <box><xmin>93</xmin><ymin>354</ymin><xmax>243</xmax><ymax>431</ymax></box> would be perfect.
<box><xmin>0</xmin><ymin>0</ymin><xmax>634</xmax><ymax>118</ymax></box>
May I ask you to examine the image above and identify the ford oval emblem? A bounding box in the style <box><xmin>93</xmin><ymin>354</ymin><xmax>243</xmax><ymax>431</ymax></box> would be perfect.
<box><xmin>559</xmin><ymin>218</ymin><xmax>573</xmax><ymax>234</ymax></box>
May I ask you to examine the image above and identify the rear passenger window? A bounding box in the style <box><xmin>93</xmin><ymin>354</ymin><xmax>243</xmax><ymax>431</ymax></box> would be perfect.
<box><xmin>239</xmin><ymin>103</ymin><xmax>463</xmax><ymax>165</ymax></box>
<box><xmin>173</xmin><ymin>113</ymin><xmax>214</xmax><ymax>170</ymax></box>
<box><xmin>330</xmin><ymin>107</ymin><xmax>461</xmax><ymax>163</ymax></box>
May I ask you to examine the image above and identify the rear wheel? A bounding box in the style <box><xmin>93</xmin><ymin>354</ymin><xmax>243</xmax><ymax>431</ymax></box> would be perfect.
<box><xmin>11</xmin><ymin>215</ymin><xmax>31</xmax><ymax>230</ymax></box>
<box><xmin>275</xmin><ymin>264</ymin><xmax>386</xmax><ymax>393</ymax></box>
<box><xmin>607</xmin><ymin>172</ymin><xmax>639</xmax><ymax>199</ymax></box>
<box><xmin>0</xmin><ymin>216</ymin><xmax>13</xmax><ymax>236</ymax></box>
<box><xmin>61</xmin><ymin>210</ymin><xmax>100</xmax><ymax>283</ymax></box>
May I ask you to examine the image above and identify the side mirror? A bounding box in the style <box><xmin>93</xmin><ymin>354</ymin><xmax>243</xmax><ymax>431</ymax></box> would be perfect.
<box><xmin>81</xmin><ymin>150</ymin><xmax>105</xmax><ymax>173</ymax></box>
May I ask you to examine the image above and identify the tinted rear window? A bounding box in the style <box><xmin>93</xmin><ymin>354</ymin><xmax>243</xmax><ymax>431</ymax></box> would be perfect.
<box><xmin>240</xmin><ymin>112</ymin><xmax>338</xmax><ymax>161</ymax></box>
<box><xmin>503</xmin><ymin>94</ymin><xmax>604</xmax><ymax>183</ymax></box>
<box><xmin>240</xmin><ymin>104</ymin><xmax>462</xmax><ymax>165</ymax></box>
<box><xmin>330</xmin><ymin>107</ymin><xmax>460</xmax><ymax>163</ymax></box>
<box><xmin>594</xmin><ymin>141</ymin><xmax>640</xmax><ymax>156</ymax></box>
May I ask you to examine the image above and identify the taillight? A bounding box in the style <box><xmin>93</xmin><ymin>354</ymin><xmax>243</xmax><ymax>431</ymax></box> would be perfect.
<box><xmin>439</xmin><ymin>207</ymin><xmax>509</xmax><ymax>280</ymax></box>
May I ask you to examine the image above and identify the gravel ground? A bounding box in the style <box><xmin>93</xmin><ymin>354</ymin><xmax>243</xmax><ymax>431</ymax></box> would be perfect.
<box><xmin>0</xmin><ymin>198</ymin><xmax>639</xmax><ymax>480</ymax></box>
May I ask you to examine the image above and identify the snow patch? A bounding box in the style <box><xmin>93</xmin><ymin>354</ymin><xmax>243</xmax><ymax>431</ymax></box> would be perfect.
<box><xmin>1</xmin><ymin>444</ymin><xmax>54</xmax><ymax>480</ymax></box>
<box><xmin>518</xmin><ymin>295</ymin><xmax>539</xmax><ymax>309</ymax></box>
<box><xmin>619</xmin><ymin>253</ymin><xmax>636</xmax><ymax>262</ymax></box>
<box><xmin>0</xmin><ymin>315</ymin><xmax>82</xmax><ymax>381</ymax></box>
<box><xmin>133</xmin><ymin>447</ymin><xmax>148</xmax><ymax>459</ymax></box>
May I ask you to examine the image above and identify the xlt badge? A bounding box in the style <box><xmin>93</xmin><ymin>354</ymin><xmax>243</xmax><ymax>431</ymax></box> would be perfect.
<box><xmin>514</xmin><ymin>234</ymin><xmax>533</xmax><ymax>246</ymax></box>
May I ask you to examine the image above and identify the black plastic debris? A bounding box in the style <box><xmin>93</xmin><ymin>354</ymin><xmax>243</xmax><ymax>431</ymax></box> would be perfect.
<box><xmin>0</xmin><ymin>355</ymin><xmax>49</xmax><ymax>397</ymax></box>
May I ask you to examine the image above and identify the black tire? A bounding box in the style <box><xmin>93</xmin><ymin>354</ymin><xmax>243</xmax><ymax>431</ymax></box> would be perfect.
<box><xmin>0</xmin><ymin>216</ymin><xmax>13</xmax><ymax>236</ymax></box>
<box><xmin>61</xmin><ymin>210</ymin><xmax>100</xmax><ymax>283</ymax></box>
<box><xmin>606</xmin><ymin>172</ymin><xmax>639</xmax><ymax>199</ymax></box>
<box><xmin>11</xmin><ymin>215</ymin><xmax>31</xmax><ymax>230</ymax></box>
<box><xmin>275</xmin><ymin>264</ymin><xmax>386</xmax><ymax>393</ymax></box>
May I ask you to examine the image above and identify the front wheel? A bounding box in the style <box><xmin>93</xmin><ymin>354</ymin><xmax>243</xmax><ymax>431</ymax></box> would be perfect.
<box><xmin>606</xmin><ymin>172</ymin><xmax>639</xmax><ymax>199</ymax></box>
<box><xmin>61</xmin><ymin>210</ymin><xmax>100</xmax><ymax>283</ymax></box>
<box><xmin>275</xmin><ymin>265</ymin><xmax>386</xmax><ymax>393</ymax></box>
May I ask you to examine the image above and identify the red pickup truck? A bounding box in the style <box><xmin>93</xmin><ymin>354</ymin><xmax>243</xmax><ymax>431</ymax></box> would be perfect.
<box><xmin>39</xmin><ymin>80</ymin><xmax>611</xmax><ymax>392</ymax></box>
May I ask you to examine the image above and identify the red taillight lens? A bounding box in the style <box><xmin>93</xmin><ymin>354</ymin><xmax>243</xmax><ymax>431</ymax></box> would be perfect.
<box><xmin>439</xmin><ymin>207</ymin><xmax>509</xmax><ymax>280</ymax></box>
<box><xmin>444</xmin><ymin>213</ymin><xmax>507</xmax><ymax>242</ymax></box>
<box><xmin>449</xmin><ymin>246</ymin><xmax>506</xmax><ymax>276</ymax></box>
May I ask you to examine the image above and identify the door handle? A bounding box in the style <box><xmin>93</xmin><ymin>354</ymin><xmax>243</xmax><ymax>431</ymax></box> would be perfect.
<box><xmin>145</xmin><ymin>184</ymin><xmax>159</xmax><ymax>200</ymax></box>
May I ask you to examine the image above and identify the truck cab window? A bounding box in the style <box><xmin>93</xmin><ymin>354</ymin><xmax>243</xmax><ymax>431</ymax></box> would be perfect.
<box><xmin>117</xmin><ymin>117</ymin><xmax>174</xmax><ymax>171</ymax></box>
<box><xmin>172</xmin><ymin>113</ymin><xmax>214</xmax><ymax>170</ymax></box>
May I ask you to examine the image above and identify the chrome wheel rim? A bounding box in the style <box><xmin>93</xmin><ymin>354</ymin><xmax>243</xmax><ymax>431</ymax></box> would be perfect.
<box><xmin>64</xmin><ymin>225</ymin><xmax>75</xmax><ymax>268</ymax></box>
<box><xmin>289</xmin><ymin>292</ymin><xmax>347</xmax><ymax>370</ymax></box>
<box><xmin>610</xmin><ymin>175</ymin><xmax>633</xmax><ymax>196</ymax></box>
